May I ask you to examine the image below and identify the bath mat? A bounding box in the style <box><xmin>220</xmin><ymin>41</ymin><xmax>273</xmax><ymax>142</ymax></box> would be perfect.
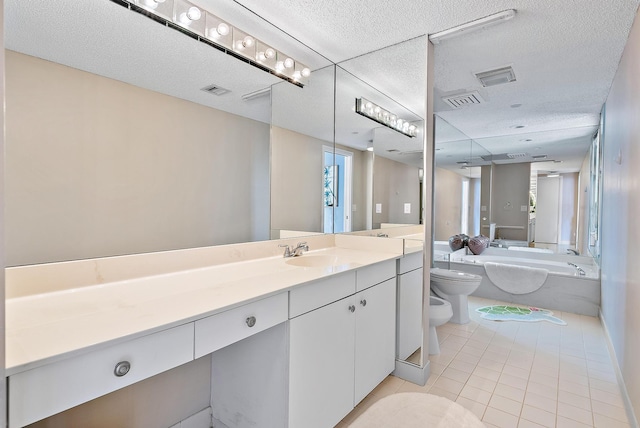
<box><xmin>476</xmin><ymin>305</ymin><xmax>566</xmax><ymax>325</ymax></box>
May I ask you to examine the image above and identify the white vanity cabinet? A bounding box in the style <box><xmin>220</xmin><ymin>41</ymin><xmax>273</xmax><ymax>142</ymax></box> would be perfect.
<box><xmin>288</xmin><ymin>261</ymin><xmax>396</xmax><ymax>428</ymax></box>
<box><xmin>8</xmin><ymin>323</ymin><xmax>194</xmax><ymax>428</ymax></box>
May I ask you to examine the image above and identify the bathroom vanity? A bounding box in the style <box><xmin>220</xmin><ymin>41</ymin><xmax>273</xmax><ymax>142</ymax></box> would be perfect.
<box><xmin>6</xmin><ymin>234</ymin><xmax>405</xmax><ymax>428</ymax></box>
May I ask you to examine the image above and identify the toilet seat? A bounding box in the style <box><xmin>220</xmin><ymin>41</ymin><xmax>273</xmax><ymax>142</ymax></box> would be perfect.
<box><xmin>431</xmin><ymin>268</ymin><xmax>481</xmax><ymax>283</ymax></box>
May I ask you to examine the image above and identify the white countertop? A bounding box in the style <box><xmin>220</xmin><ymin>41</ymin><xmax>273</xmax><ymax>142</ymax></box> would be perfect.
<box><xmin>6</xmin><ymin>246</ymin><xmax>401</xmax><ymax>375</ymax></box>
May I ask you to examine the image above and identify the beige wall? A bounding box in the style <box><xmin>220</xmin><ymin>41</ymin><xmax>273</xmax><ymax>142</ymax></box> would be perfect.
<box><xmin>577</xmin><ymin>152</ymin><xmax>590</xmax><ymax>255</ymax></box>
<box><xmin>5</xmin><ymin>51</ymin><xmax>271</xmax><ymax>266</ymax></box>
<box><xmin>490</xmin><ymin>163</ymin><xmax>530</xmax><ymax>241</ymax></box>
<box><xmin>270</xmin><ymin>126</ymin><xmax>325</xmax><ymax>236</ymax></box>
<box><xmin>433</xmin><ymin>167</ymin><xmax>463</xmax><ymax>240</ymax></box>
<box><xmin>560</xmin><ymin>172</ymin><xmax>579</xmax><ymax>245</ymax></box>
<box><xmin>372</xmin><ymin>156</ymin><xmax>421</xmax><ymax>228</ymax></box>
<box><xmin>600</xmin><ymin>6</ymin><xmax>640</xmax><ymax>423</ymax></box>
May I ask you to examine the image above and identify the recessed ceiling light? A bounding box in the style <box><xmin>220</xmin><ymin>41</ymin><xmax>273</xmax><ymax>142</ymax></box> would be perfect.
<box><xmin>519</xmin><ymin>138</ymin><xmax>532</xmax><ymax>142</ymax></box>
<box><xmin>511</xmin><ymin>125</ymin><xmax>525</xmax><ymax>129</ymax></box>
<box><xmin>510</xmin><ymin>103</ymin><xmax>522</xmax><ymax>108</ymax></box>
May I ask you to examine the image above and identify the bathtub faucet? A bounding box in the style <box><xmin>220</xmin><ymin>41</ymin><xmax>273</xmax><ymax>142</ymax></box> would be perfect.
<box><xmin>567</xmin><ymin>262</ymin><xmax>586</xmax><ymax>276</ymax></box>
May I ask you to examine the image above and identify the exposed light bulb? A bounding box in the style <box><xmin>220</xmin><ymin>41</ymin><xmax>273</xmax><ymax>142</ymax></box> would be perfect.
<box><xmin>283</xmin><ymin>58</ymin><xmax>294</xmax><ymax>69</ymax></box>
<box><xmin>374</xmin><ymin>106</ymin><xmax>381</xmax><ymax>114</ymax></box>
<box><xmin>257</xmin><ymin>52</ymin><xmax>266</xmax><ymax>61</ymax></box>
<box><xmin>275</xmin><ymin>61</ymin><xmax>285</xmax><ymax>72</ymax></box>
<box><xmin>235</xmin><ymin>40</ymin><xmax>244</xmax><ymax>50</ymax></box>
<box><xmin>265</xmin><ymin>48</ymin><xmax>276</xmax><ymax>59</ymax></box>
<box><xmin>143</xmin><ymin>0</ymin><xmax>164</xmax><ymax>8</ymax></box>
<box><xmin>301</xmin><ymin>67</ymin><xmax>311</xmax><ymax>77</ymax></box>
<box><xmin>186</xmin><ymin>6</ymin><xmax>201</xmax><ymax>21</ymax></box>
<box><xmin>365</xmin><ymin>102</ymin><xmax>373</xmax><ymax>110</ymax></box>
<box><xmin>243</xmin><ymin>36</ymin><xmax>255</xmax><ymax>48</ymax></box>
<box><xmin>293</xmin><ymin>71</ymin><xmax>302</xmax><ymax>80</ymax></box>
<box><xmin>216</xmin><ymin>22</ymin><xmax>230</xmax><ymax>36</ymax></box>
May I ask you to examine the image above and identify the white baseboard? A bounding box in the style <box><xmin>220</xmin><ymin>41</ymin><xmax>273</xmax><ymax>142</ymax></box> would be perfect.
<box><xmin>599</xmin><ymin>310</ymin><xmax>639</xmax><ymax>428</ymax></box>
<box><xmin>392</xmin><ymin>359</ymin><xmax>430</xmax><ymax>386</ymax></box>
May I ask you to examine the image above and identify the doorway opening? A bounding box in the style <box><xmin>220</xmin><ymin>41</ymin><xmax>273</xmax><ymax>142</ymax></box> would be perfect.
<box><xmin>323</xmin><ymin>147</ymin><xmax>353</xmax><ymax>233</ymax></box>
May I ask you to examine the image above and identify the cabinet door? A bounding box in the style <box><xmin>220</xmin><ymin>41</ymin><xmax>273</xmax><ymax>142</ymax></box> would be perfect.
<box><xmin>289</xmin><ymin>296</ymin><xmax>356</xmax><ymax>428</ymax></box>
<box><xmin>397</xmin><ymin>267</ymin><xmax>423</xmax><ymax>360</ymax></box>
<box><xmin>354</xmin><ymin>278</ymin><xmax>396</xmax><ymax>404</ymax></box>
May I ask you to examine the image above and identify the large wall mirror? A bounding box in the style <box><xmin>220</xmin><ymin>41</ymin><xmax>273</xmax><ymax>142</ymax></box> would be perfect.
<box><xmin>7</xmin><ymin>0</ymin><xmax>430</xmax><ymax>372</ymax></box>
<box><xmin>5</xmin><ymin>0</ymin><xmax>332</xmax><ymax>265</ymax></box>
<box><xmin>434</xmin><ymin>114</ymin><xmax>596</xmax><ymax>259</ymax></box>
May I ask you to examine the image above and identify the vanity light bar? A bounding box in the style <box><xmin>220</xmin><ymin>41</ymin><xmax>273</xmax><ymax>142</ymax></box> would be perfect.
<box><xmin>355</xmin><ymin>98</ymin><xmax>418</xmax><ymax>138</ymax></box>
<box><xmin>115</xmin><ymin>0</ymin><xmax>310</xmax><ymax>87</ymax></box>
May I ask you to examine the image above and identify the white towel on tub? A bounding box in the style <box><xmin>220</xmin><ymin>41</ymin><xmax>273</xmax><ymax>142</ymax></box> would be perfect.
<box><xmin>484</xmin><ymin>262</ymin><xmax>549</xmax><ymax>294</ymax></box>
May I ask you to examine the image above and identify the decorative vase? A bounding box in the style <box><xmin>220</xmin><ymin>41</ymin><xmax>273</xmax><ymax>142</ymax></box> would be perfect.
<box><xmin>448</xmin><ymin>234</ymin><xmax>466</xmax><ymax>251</ymax></box>
<box><xmin>468</xmin><ymin>235</ymin><xmax>490</xmax><ymax>255</ymax></box>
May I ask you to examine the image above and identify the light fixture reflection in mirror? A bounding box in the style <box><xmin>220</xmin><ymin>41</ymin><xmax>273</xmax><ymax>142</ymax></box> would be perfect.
<box><xmin>126</xmin><ymin>0</ymin><xmax>311</xmax><ymax>86</ymax></box>
<box><xmin>355</xmin><ymin>97</ymin><xmax>418</xmax><ymax>137</ymax></box>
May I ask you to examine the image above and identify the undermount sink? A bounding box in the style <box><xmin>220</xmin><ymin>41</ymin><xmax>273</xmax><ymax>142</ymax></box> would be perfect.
<box><xmin>285</xmin><ymin>255</ymin><xmax>348</xmax><ymax>268</ymax></box>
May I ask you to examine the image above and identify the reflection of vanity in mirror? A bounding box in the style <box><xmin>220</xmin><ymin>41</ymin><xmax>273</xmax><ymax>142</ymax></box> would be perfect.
<box><xmin>5</xmin><ymin>1</ymin><xmax>431</xmax><ymax>427</ymax></box>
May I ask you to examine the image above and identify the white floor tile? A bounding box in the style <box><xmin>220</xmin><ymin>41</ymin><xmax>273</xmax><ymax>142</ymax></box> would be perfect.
<box><xmin>483</xmin><ymin>407</ymin><xmax>520</xmax><ymax>428</ymax></box>
<box><xmin>339</xmin><ymin>296</ymin><xmax>629</xmax><ymax>428</ymax></box>
<box><xmin>521</xmin><ymin>404</ymin><xmax>556</xmax><ymax>428</ymax></box>
<box><xmin>488</xmin><ymin>394</ymin><xmax>523</xmax><ymax>416</ymax></box>
<box><xmin>557</xmin><ymin>401</ymin><xmax>593</xmax><ymax>425</ymax></box>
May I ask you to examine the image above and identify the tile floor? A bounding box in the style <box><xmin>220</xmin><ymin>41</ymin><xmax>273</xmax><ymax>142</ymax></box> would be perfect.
<box><xmin>337</xmin><ymin>296</ymin><xmax>632</xmax><ymax>428</ymax></box>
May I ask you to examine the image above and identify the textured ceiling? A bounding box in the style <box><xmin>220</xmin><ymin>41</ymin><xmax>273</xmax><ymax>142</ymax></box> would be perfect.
<box><xmin>235</xmin><ymin>0</ymin><xmax>640</xmax><ymax>172</ymax></box>
<box><xmin>6</xmin><ymin>0</ymin><xmax>640</xmax><ymax>174</ymax></box>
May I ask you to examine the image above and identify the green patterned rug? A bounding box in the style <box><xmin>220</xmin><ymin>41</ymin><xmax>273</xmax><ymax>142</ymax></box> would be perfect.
<box><xmin>476</xmin><ymin>305</ymin><xmax>567</xmax><ymax>325</ymax></box>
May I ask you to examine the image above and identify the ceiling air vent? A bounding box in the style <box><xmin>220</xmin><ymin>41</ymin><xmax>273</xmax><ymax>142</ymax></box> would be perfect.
<box><xmin>507</xmin><ymin>152</ymin><xmax>528</xmax><ymax>159</ymax></box>
<box><xmin>442</xmin><ymin>91</ymin><xmax>485</xmax><ymax>109</ymax></box>
<box><xmin>532</xmin><ymin>154</ymin><xmax>548</xmax><ymax>160</ymax></box>
<box><xmin>200</xmin><ymin>84</ymin><xmax>230</xmax><ymax>96</ymax></box>
<box><xmin>475</xmin><ymin>66</ymin><xmax>516</xmax><ymax>87</ymax></box>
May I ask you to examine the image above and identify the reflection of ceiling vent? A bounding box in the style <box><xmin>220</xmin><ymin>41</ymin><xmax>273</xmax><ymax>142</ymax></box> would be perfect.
<box><xmin>507</xmin><ymin>152</ymin><xmax>528</xmax><ymax>159</ymax></box>
<box><xmin>475</xmin><ymin>66</ymin><xmax>516</xmax><ymax>87</ymax></box>
<box><xmin>532</xmin><ymin>154</ymin><xmax>548</xmax><ymax>160</ymax></box>
<box><xmin>442</xmin><ymin>91</ymin><xmax>485</xmax><ymax>109</ymax></box>
<box><xmin>481</xmin><ymin>152</ymin><xmax>528</xmax><ymax>161</ymax></box>
<box><xmin>200</xmin><ymin>84</ymin><xmax>230</xmax><ymax>96</ymax></box>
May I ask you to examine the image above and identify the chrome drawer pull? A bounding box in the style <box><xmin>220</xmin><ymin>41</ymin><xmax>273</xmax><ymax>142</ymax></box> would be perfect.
<box><xmin>246</xmin><ymin>316</ymin><xmax>257</xmax><ymax>327</ymax></box>
<box><xmin>114</xmin><ymin>361</ymin><xmax>131</xmax><ymax>377</ymax></box>
<box><xmin>348</xmin><ymin>305</ymin><xmax>356</xmax><ymax>313</ymax></box>
<box><xmin>360</xmin><ymin>299</ymin><xmax>367</xmax><ymax>307</ymax></box>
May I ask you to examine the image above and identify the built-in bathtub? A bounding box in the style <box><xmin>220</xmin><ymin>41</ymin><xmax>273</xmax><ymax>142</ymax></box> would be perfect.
<box><xmin>434</xmin><ymin>248</ymin><xmax>601</xmax><ymax>316</ymax></box>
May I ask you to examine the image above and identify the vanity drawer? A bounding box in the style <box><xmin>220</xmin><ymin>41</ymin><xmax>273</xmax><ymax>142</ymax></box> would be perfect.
<box><xmin>356</xmin><ymin>259</ymin><xmax>396</xmax><ymax>291</ymax></box>
<box><xmin>8</xmin><ymin>323</ymin><xmax>194</xmax><ymax>428</ymax></box>
<box><xmin>398</xmin><ymin>251</ymin><xmax>423</xmax><ymax>274</ymax></box>
<box><xmin>289</xmin><ymin>271</ymin><xmax>356</xmax><ymax>318</ymax></box>
<box><xmin>195</xmin><ymin>293</ymin><xmax>288</xmax><ymax>358</ymax></box>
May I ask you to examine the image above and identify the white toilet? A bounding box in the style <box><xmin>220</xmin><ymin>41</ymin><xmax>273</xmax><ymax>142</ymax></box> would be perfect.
<box><xmin>431</xmin><ymin>268</ymin><xmax>482</xmax><ymax>324</ymax></box>
<box><xmin>429</xmin><ymin>296</ymin><xmax>453</xmax><ymax>355</ymax></box>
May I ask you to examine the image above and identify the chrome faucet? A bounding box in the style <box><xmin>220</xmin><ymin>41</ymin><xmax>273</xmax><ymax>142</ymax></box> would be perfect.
<box><xmin>279</xmin><ymin>242</ymin><xmax>309</xmax><ymax>258</ymax></box>
<box><xmin>567</xmin><ymin>249</ymin><xmax>579</xmax><ymax>255</ymax></box>
<box><xmin>567</xmin><ymin>261</ymin><xmax>586</xmax><ymax>276</ymax></box>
